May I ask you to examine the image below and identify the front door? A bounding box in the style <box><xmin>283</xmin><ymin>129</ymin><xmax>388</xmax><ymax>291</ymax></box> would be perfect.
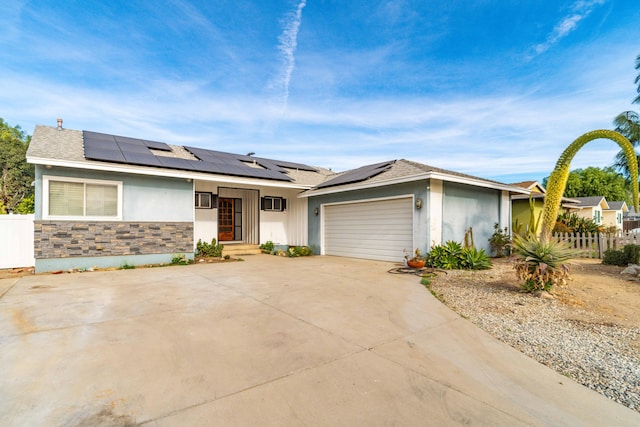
<box><xmin>218</xmin><ymin>198</ymin><xmax>235</xmax><ymax>241</ymax></box>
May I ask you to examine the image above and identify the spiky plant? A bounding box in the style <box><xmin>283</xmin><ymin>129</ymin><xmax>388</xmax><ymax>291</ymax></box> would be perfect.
<box><xmin>540</xmin><ymin>130</ymin><xmax>639</xmax><ymax>241</ymax></box>
<box><xmin>512</xmin><ymin>234</ymin><xmax>577</xmax><ymax>292</ymax></box>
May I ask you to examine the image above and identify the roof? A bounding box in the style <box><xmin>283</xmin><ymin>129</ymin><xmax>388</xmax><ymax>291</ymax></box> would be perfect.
<box><xmin>510</xmin><ymin>180</ymin><xmax>545</xmax><ymax>193</ymax></box>
<box><xmin>570</xmin><ymin>196</ymin><xmax>609</xmax><ymax>209</ymax></box>
<box><xmin>605</xmin><ymin>201</ymin><xmax>629</xmax><ymax>212</ymax></box>
<box><xmin>27</xmin><ymin>125</ymin><xmax>333</xmax><ymax>188</ymax></box>
<box><xmin>27</xmin><ymin>125</ymin><xmax>530</xmax><ymax>196</ymax></box>
<box><xmin>300</xmin><ymin>158</ymin><xmax>529</xmax><ymax>197</ymax></box>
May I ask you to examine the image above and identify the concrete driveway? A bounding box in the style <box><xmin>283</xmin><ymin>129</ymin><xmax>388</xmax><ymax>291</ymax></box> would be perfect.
<box><xmin>1</xmin><ymin>255</ymin><xmax>638</xmax><ymax>426</ymax></box>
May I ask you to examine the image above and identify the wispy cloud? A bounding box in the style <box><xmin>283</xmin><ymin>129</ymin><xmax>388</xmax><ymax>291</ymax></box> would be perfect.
<box><xmin>530</xmin><ymin>0</ymin><xmax>606</xmax><ymax>57</ymax></box>
<box><xmin>273</xmin><ymin>0</ymin><xmax>307</xmax><ymax>112</ymax></box>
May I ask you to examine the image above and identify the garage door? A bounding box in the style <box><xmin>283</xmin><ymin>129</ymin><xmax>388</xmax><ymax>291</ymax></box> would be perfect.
<box><xmin>323</xmin><ymin>197</ymin><xmax>413</xmax><ymax>262</ymax></box>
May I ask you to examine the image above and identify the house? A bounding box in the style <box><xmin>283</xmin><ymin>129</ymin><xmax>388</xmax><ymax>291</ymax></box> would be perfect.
<box><xmin>602</xmin><ymin>201</ymin><xmax>628</xmax><ymax>232</ymax></box>
<box><xmin>510</xmin><ymin>181</ymin><xmax>578</xmax><ymax>235</ymax></box>
<box><xmin>26</xmin><ymin>123</ymin><xmax>529</xmax><ymax>272</ymax></box>
<box><xmin>567</xmin><ymin>196</ymin><xmax>609</xmax><ymax>226</ymax></box>
<box><xmin>302</xmin><ymin>160</ymin><xmax>528</xmax><ymax>261</ymax></box>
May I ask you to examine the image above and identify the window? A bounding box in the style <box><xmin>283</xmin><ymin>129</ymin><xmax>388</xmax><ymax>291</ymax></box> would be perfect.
<box><xmin>44</xmin><ymin>176</ymin><xmax>122</xmax><ymax>220</ymax></box>
<box><xmin>195</xmin><ymin>192</ymin><xmax>217</xmax><ymax>209</ymax></box>
<box><xmin>261</xmin><ymin>196</ymin><xmax>286</xmax><ymax>212</ymax></box>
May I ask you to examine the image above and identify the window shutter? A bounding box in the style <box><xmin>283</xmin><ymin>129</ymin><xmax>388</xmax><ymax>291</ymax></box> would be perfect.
<box><xmin>282</xmin><ymin>198</ymin><xmax>287</xmax><ymax>211</ymax></box>
<box><xmin>260</xmin><ymin>197</ymin><xmax>265</xmax><ymax>210</ymax></box>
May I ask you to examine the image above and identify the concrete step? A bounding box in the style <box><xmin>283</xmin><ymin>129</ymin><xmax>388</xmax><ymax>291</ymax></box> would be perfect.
<box><xmin>221</xmin><ymin>244</ymin><xmax>262</xmax><ymax>257</ymax></box>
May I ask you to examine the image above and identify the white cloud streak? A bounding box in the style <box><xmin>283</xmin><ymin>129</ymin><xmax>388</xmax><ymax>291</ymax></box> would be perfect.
<box><xmin>274</xmin><ymin>0</ymin><xmax>307</xmax><ymax>112</ymax></box>
<box><xmin>531</xmin><ymin>0</ymin><xmax>606</xmax><ymax>56</ymax></box>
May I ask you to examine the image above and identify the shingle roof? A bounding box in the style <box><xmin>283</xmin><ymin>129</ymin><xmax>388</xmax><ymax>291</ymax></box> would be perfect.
<box><xmin>605</xmin><ymin>201</ymin><xmax>628</xmax><ymax>211</ymax></box>
<box><xmin>27</xmin><ymin>125</ymin><xmax>333</xmax><ymax>187</ymax></box>
<box><xmin>571</xmin><ymin>196</ymin><xmax>607</xmax><ymax>207</ymax></box>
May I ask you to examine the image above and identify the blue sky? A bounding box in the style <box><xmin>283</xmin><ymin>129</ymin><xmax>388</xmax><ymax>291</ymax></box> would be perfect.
<box><xmin>2</xmin><ymin>0</ymin><xmax>639</xmax><ymax>183</ymax></box>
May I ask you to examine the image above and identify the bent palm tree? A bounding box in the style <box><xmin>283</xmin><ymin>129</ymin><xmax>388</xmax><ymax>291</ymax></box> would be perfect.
<box><xmin>540</xmin><ymin>129</ymin><xmax>639</xmax><ymax>242</ymax></box>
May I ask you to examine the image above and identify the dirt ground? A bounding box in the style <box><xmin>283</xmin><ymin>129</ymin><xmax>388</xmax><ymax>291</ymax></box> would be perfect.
<box><xmin>459</xmin><ymin>257</ymin><xmax>640</xmax><ymax>330</ymax></box>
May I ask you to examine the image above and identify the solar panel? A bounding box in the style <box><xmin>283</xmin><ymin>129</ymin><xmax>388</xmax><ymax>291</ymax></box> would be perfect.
<box><xmin>316</xmin><ymin>161</ymin><xmax>394</xmax><ymax>189</ymax></box>
<box><xmin>117</xmin><ymin>142</ymin><xmax>150</xmax><ymax>154</ymax></box>
<box><xmin>143</xmin><ymin>140</ymin><xmax>172</xmax><ymax>151</ymax></box>
<box><xmin>157</xmin><ymin>156</ymin><xmax>196</xmax><ymax>170</ymax></box>
<box><xmin>114</xmin><ymin>136</ymin><xmax>145</xmax><ymax>146</ymax></box>
<box><xmin>122</xmin><ymin>152</ymin><xmax>163</xmax><ymax>166</ymax></box>
<box><xmin>84</xmin><ymin>146</ymin><xmax>126</xmax><ymax>163</ymax></box>
<box><xmin>83</xmin><ymin>132</ymin><xmax>305</xmax><ymax>181</ymax></box>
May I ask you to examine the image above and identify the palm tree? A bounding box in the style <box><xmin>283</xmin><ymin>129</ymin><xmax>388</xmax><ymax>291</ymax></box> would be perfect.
<box><xmin>612</xmin><ymin>54</ymin><xmax>640</xmax><ymax>179</ymax></box>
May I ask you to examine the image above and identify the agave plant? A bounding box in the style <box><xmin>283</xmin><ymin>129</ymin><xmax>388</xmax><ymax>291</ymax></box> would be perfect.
<box><xmin>512</xmin><ymin>234</ymin><xmax>577</xmax><ymax>292</ymax></box>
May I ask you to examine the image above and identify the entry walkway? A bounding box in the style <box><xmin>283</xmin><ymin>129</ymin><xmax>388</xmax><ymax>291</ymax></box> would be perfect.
<box><xmin>1</xmin><ymin>255</ymin><xmax>637</xmax><ymax>426</ymax></box>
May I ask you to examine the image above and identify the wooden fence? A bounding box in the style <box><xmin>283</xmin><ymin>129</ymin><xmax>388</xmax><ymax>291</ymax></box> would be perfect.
<box><xmin>553</xmin><ymin>231</ymin><xmax>640</xmax><ymax>259</ymax></box>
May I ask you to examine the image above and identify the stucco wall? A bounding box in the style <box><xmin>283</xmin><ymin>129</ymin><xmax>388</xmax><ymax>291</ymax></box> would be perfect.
<box><xmin>35</xmin><ymin>165</ymin><xmax>194</xmax><ymax>221</ymax></box>
<box><xmin>442</xmin><ymin>181</ymin><xmax>500</xmax><ymax>252</ymax></box>
<box><xmin>307</xmin><ymin>180</ymin><xmax>430</xmax><ymax>254</ymax></box>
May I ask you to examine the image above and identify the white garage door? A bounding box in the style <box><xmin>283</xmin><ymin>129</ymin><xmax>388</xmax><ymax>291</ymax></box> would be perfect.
<box><xmin>323</xmin><ymin>197</ymin><xmax>413</xmax><ymax>262</ymax></box>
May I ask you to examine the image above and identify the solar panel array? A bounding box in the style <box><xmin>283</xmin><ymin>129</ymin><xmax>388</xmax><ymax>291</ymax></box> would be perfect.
<box><xmin>83</xmin><ymin>131</ymin><xmax>317</xmax><ymax>181</ymax></box>
<box><xmin>315</xmin><ymin>160</ymin><xmax>395</xmax><ymax>189</ymax></box>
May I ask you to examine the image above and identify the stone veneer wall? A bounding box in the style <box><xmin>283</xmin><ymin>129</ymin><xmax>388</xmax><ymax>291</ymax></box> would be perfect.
<box><xmin>34</xmin><ymin>221</ymin><xmax>193</xmax><ymax>259</ymax></box>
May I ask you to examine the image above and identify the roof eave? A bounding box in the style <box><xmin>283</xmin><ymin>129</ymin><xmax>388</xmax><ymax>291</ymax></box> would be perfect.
<box><xmin>299</xmin><ymin>171</ymin><xmax>530</xmax><ymax>198</ymax></box>
<box><xmin>27</xmin><ymin>156</ymin><xmax>315</xmax><ymax>190</ymax></box>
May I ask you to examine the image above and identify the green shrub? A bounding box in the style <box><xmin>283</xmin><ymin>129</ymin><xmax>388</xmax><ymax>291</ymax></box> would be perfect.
<box><xmin>426</xmin><ymin>241</ymin><xmax>492</xmax><ymax>271</ymax></box>
<box><xmin>196</xmin><ymin>238</ymin><xmax>224</xmax><ymax>258</ymax></box>
<box><xmin>259</xmin><ymin>240</ymin><xmax>275</xmax><ymax>253</ymax></box>
<box><xmin>460</xmin><ymin>247</ymin><xmax>492</xmax><ymax>270</ymax></box>
<box><xmin>602</xmin><ymin>244</ymin><xmax>640</xmax><ymax>266</ymax></box>
<box><xmin>171</xmin><ymin>254</ymin><xmax>190</xmax><ymax>265</ymax></box>
<box><xmin>287</xmin><ymin>246</ymin><xmax>313</xmax><ymax>257</ymax></box>
<box><xmin>488</xmin><ymin>223</ymin><xmax>510</xmax><ymax>257</ymax></box>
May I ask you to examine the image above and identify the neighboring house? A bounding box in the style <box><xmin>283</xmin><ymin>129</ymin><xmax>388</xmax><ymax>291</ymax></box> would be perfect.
<box><xmin>567</xmin><ymin>196</ymin><xmax>609</xmax><ymax>226</ymax></box>
<box><xmin>510</xmin><ymin>181</ymin><xmax>578</xmax><ymax>235</ymax></box>
<box><xmin>26</xmin><ymin>123</ymin><xmax>529</xmax><ymax>272</ymax></box>
<box><xmin>603</xmin><ymin>201</ymin><xmax>628</xmax><ymax>231</ymax></box>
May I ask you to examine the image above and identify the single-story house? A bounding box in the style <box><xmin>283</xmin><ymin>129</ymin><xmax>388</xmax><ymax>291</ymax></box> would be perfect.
<box><xmin>567</xmin><ymin>196</ymin><xmax>609</xmax><ymax>226</ymax></box>
<box><xmin>510</xmin><ymin>181</ymin><xmax>579</xmax><ymax>235</ymax></box>
<box><xmin>26</xmin><ymin>123</ymin><xmax>529</xmax><ymax>272</ymax></box>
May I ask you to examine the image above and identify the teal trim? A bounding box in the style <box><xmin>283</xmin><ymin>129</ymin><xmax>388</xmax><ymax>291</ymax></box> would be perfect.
<box><xmin>34</xmin><ymin>252</ymin><xmax>195</xmax><ymax>273</ymax></box>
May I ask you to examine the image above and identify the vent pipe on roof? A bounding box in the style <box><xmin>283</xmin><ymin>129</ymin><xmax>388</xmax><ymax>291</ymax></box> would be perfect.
<box><xmin>56</xmin><ymin>118</ymin><xmax>63</xmax><ymax>130</ymax></box>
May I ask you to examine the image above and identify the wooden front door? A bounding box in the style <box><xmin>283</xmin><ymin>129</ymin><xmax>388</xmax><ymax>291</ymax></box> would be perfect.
<box><xmin>218</xmin><ymin>198</ymin><xmax>235</xmax><ymax>241</ymax></box>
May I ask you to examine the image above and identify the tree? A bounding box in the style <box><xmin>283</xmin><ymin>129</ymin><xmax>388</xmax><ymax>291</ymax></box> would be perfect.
<box><xmin>0</xmin><ymin>118</ymin><xmax>34</xmax><ymax>213</ymax></box>
<box><xmin>612</xmin><ymin>54</ymin><xmax>640</xmax><ymax>179</ymax></box>
<box><xmin>543</xmin><ymin>166</ymin><xmax>631</xmax><ymax>203</ymax></box>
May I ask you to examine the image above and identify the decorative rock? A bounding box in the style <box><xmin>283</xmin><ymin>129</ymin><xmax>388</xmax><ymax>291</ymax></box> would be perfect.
<box><xmin>620</xmin><ymin>264</ymin><xmax>640</xmax><ymax>275</ymax></box>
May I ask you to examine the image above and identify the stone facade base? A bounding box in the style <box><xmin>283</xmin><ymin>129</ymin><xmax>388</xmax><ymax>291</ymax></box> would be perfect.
<box><xmin>34</xmin><ymin>221</ymin><xmax>194</xmax><ymax>259</ymax></box>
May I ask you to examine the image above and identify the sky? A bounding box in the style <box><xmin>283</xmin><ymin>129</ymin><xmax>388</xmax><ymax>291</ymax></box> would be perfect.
<box><xmin>1</xmin><ymin>0</ymin><xmax>639</xmax><ymax>183</ymax></box>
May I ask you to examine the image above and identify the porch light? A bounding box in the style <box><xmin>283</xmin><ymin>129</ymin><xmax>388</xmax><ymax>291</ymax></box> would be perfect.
<box><xmin>314</xmin><ymin>207</ymin><xmax>319</xmax><ymax>216</ymax></box>
<box><xmin>415</xmin><ymin>198</ymin><xmax>423</xmax><ymax>209</ymax></box>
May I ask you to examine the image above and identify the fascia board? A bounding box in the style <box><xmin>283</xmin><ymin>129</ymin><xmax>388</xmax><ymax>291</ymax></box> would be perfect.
<box><xmin>27</xmin><ymin>156</ymin><xmax>313</xmax><ymax>190</ymax></box>
<box><xmin>299</xmin><ymin>171</ymin><xmax>530</xmax><ymax>198</ymax></box>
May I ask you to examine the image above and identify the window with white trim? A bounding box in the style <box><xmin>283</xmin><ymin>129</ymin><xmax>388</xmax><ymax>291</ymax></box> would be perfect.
<box><xmin>195</xmin><ymin>192</ymin><xmax>216</xmax><ymax>209</ymax></box>
<box><xmin>44</xmin><ymin>176</ymin><xmax>122</xmax><ymax>220</ymax></box>
<box><xmin>261</xmin><ymin>196</ymin><xmax>286</xmax><ymax>212</ymax></box>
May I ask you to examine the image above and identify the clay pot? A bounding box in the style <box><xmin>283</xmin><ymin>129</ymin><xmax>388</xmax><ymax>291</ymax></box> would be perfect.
<box><xmin>407</xmin><ymin>259</ymin><xmax>426</xmax><ymax>268</ymax></box>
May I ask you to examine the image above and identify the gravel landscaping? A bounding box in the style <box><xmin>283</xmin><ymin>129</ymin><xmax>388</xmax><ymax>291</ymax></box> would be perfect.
<box><xmin>425</xmin><ymin>259</ymin><xmax>640</xmax><ymax>413</ymax></box>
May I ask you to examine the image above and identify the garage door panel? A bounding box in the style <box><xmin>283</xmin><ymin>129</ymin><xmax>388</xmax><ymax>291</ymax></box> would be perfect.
<box><xmin>324</xmin><ymin>198</ymin><xmax>413</xmax><ymax>262</ymax></box>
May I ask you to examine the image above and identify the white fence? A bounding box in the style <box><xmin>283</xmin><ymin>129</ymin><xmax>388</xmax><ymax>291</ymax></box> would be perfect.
<box><xmin>0</xmin><ymin>214</ymin><xmax>34</xmax><ymax>269</ymax></box>
<box><xmin>553</xmin><ymin>231</ymin><xmax>640</xmax><ymax>259</ymax></box>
